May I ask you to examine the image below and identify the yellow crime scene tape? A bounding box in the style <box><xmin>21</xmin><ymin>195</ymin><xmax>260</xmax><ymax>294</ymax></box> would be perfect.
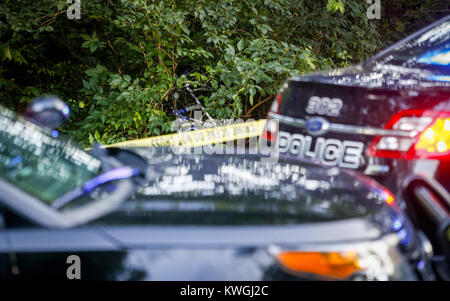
<box><xmin>102</xmin><ymin>119</ymin><xmax>267</xmax><ymax>149</ymax></box>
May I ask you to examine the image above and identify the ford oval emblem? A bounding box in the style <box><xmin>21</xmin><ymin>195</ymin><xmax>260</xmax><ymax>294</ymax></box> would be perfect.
<box><xmin>305</xmin><ymin>117</ymin><xmax>330</xmax><ymax>136</ymax></box>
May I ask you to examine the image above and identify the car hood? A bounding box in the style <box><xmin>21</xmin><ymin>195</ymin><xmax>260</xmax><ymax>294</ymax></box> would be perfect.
<box><xmin>93</xmin><ymin>148</ymin><xmax>401</xmax><ymax>233</ymax></box>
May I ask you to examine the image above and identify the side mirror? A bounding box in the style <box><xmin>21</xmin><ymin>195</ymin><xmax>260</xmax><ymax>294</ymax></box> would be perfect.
<box><xmin>25</xmin><ymin>95</ymin><xmax>70</xmax><ymax>132</ymax></box>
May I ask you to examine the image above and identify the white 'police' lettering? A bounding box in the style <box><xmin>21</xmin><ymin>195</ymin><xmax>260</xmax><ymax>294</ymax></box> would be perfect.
<box><xmin>278</xmin><ymin>131</ymin><xmax>364</xmax><ymax>169</ymax></box>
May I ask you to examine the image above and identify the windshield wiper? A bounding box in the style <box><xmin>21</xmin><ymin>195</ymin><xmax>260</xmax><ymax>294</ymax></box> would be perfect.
<box><xmin>52</xmin><ymin>167</ymin><xmax>139</xmax><ymax>209</ymax></box>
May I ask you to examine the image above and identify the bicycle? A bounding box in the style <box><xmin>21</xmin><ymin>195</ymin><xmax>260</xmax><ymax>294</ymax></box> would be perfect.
<box><xmin>171</xmin><ymin>84</ymin><xmax>227</xmax><ymax>132</ymax></box>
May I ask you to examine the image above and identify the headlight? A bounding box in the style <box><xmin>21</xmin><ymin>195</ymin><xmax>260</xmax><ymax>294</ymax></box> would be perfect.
<box><xmin>269</xmin><ymin>233</ymin><xmax>417</xmax><ymax>281</ymax></box>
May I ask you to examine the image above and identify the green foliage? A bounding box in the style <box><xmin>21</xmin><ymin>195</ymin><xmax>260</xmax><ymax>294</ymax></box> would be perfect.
<box><xmin>0</xmin><ymin>0</ymin><xmax>444</xmax><ymax>147</ymax></box>
<box><xmin>327</xmin><ymin>0</ymin><xmax>345</xmax><ymax>15</ymax></box>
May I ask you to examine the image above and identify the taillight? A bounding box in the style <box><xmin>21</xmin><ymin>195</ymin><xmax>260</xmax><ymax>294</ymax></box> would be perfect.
<box><xmin>269</xmin><ymin>93</ymin><xmax>282</xmax><ymax>114</ymax></box>
<box><xmin>415</xmin><ymin>115</ymin><xmax>450</xmax><ymax>156</ymax></box>
<box><xmin>367</xmin><ymin>110</ymin><xmax>450</xmax><ymax>160</ymax></box>
<box><xmin>261</xmin><ymin>93</ymin><xmax>282</xmax><ymax>142</ymax></box>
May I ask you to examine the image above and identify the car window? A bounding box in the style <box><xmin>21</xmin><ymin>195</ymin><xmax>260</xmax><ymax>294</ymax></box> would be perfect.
<box><xmin>367</xmin><ymin>18</ymin><xmax>450</xmax><ymax>72</ymax></box>
<box><xmin>0</xmin><ymin>106</ymin><xmax>101</xmax><ymax>203</ymax></box>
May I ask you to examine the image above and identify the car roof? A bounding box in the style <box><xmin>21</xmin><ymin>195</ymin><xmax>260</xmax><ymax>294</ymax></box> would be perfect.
<box><xmin>364</xmin><ymin>14</ymin><xmax>450</xmax><ymax>66</ymax></box>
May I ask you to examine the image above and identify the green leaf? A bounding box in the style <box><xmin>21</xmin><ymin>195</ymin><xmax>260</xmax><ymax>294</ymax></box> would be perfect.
<box><xmin>109</xmin><ymin>75</ymin><xmax>122</xmax><ymax>87</ymax></box>
<box><xmin>226</xmin><ymin>45</ymin><xmax>235</xmax><ymax>56</ymax></box>
<box><xmin>237</xmin><ymin>39</ymin><xmax>244</xmax><ymax>52</ymax></box>
<box><xmin>4</xmin><ymin>47</ymin><xmax>12</xmax><ymax>61</ymax></box>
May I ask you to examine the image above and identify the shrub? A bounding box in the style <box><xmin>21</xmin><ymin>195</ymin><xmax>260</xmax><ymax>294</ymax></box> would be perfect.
<box><xmin>0</xmin><ymin>0</ymin><xmax>445</xmax><ymax>146</ymax></box>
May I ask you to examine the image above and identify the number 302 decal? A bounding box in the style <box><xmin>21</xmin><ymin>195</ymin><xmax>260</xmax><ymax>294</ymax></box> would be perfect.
<box><xmin>305</xmin><ymin>96</ymin><xmax>343</xmax><ymax>117</ymax></box>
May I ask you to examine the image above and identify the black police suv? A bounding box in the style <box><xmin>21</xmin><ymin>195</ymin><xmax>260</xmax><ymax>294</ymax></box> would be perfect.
<box><xmin>261</xmin><ymin>15</ymin><xmax>450</xmax><ymax>276</ymax></box>
<box><xmin>0</xmin><ymin>101</ymin><xmax>434</xmax><ymax>280</ymax></box>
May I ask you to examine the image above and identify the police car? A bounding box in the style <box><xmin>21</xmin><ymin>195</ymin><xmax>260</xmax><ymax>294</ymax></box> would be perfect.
<box><xmin>261</xmin><ymin>15</ymin><xmax>450</xmax><ymax>277</ymax></box>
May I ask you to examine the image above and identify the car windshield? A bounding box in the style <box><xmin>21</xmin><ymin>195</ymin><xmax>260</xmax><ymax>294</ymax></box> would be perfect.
<box><xmin>0</xmin><ymin>106</ymin><xmax>101</xmax><ymax>203</ymax></box>
<box><xmin>366</xmin><ymin>17</ymin><xmax>450</xmax><ymax>74</ymax></box>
